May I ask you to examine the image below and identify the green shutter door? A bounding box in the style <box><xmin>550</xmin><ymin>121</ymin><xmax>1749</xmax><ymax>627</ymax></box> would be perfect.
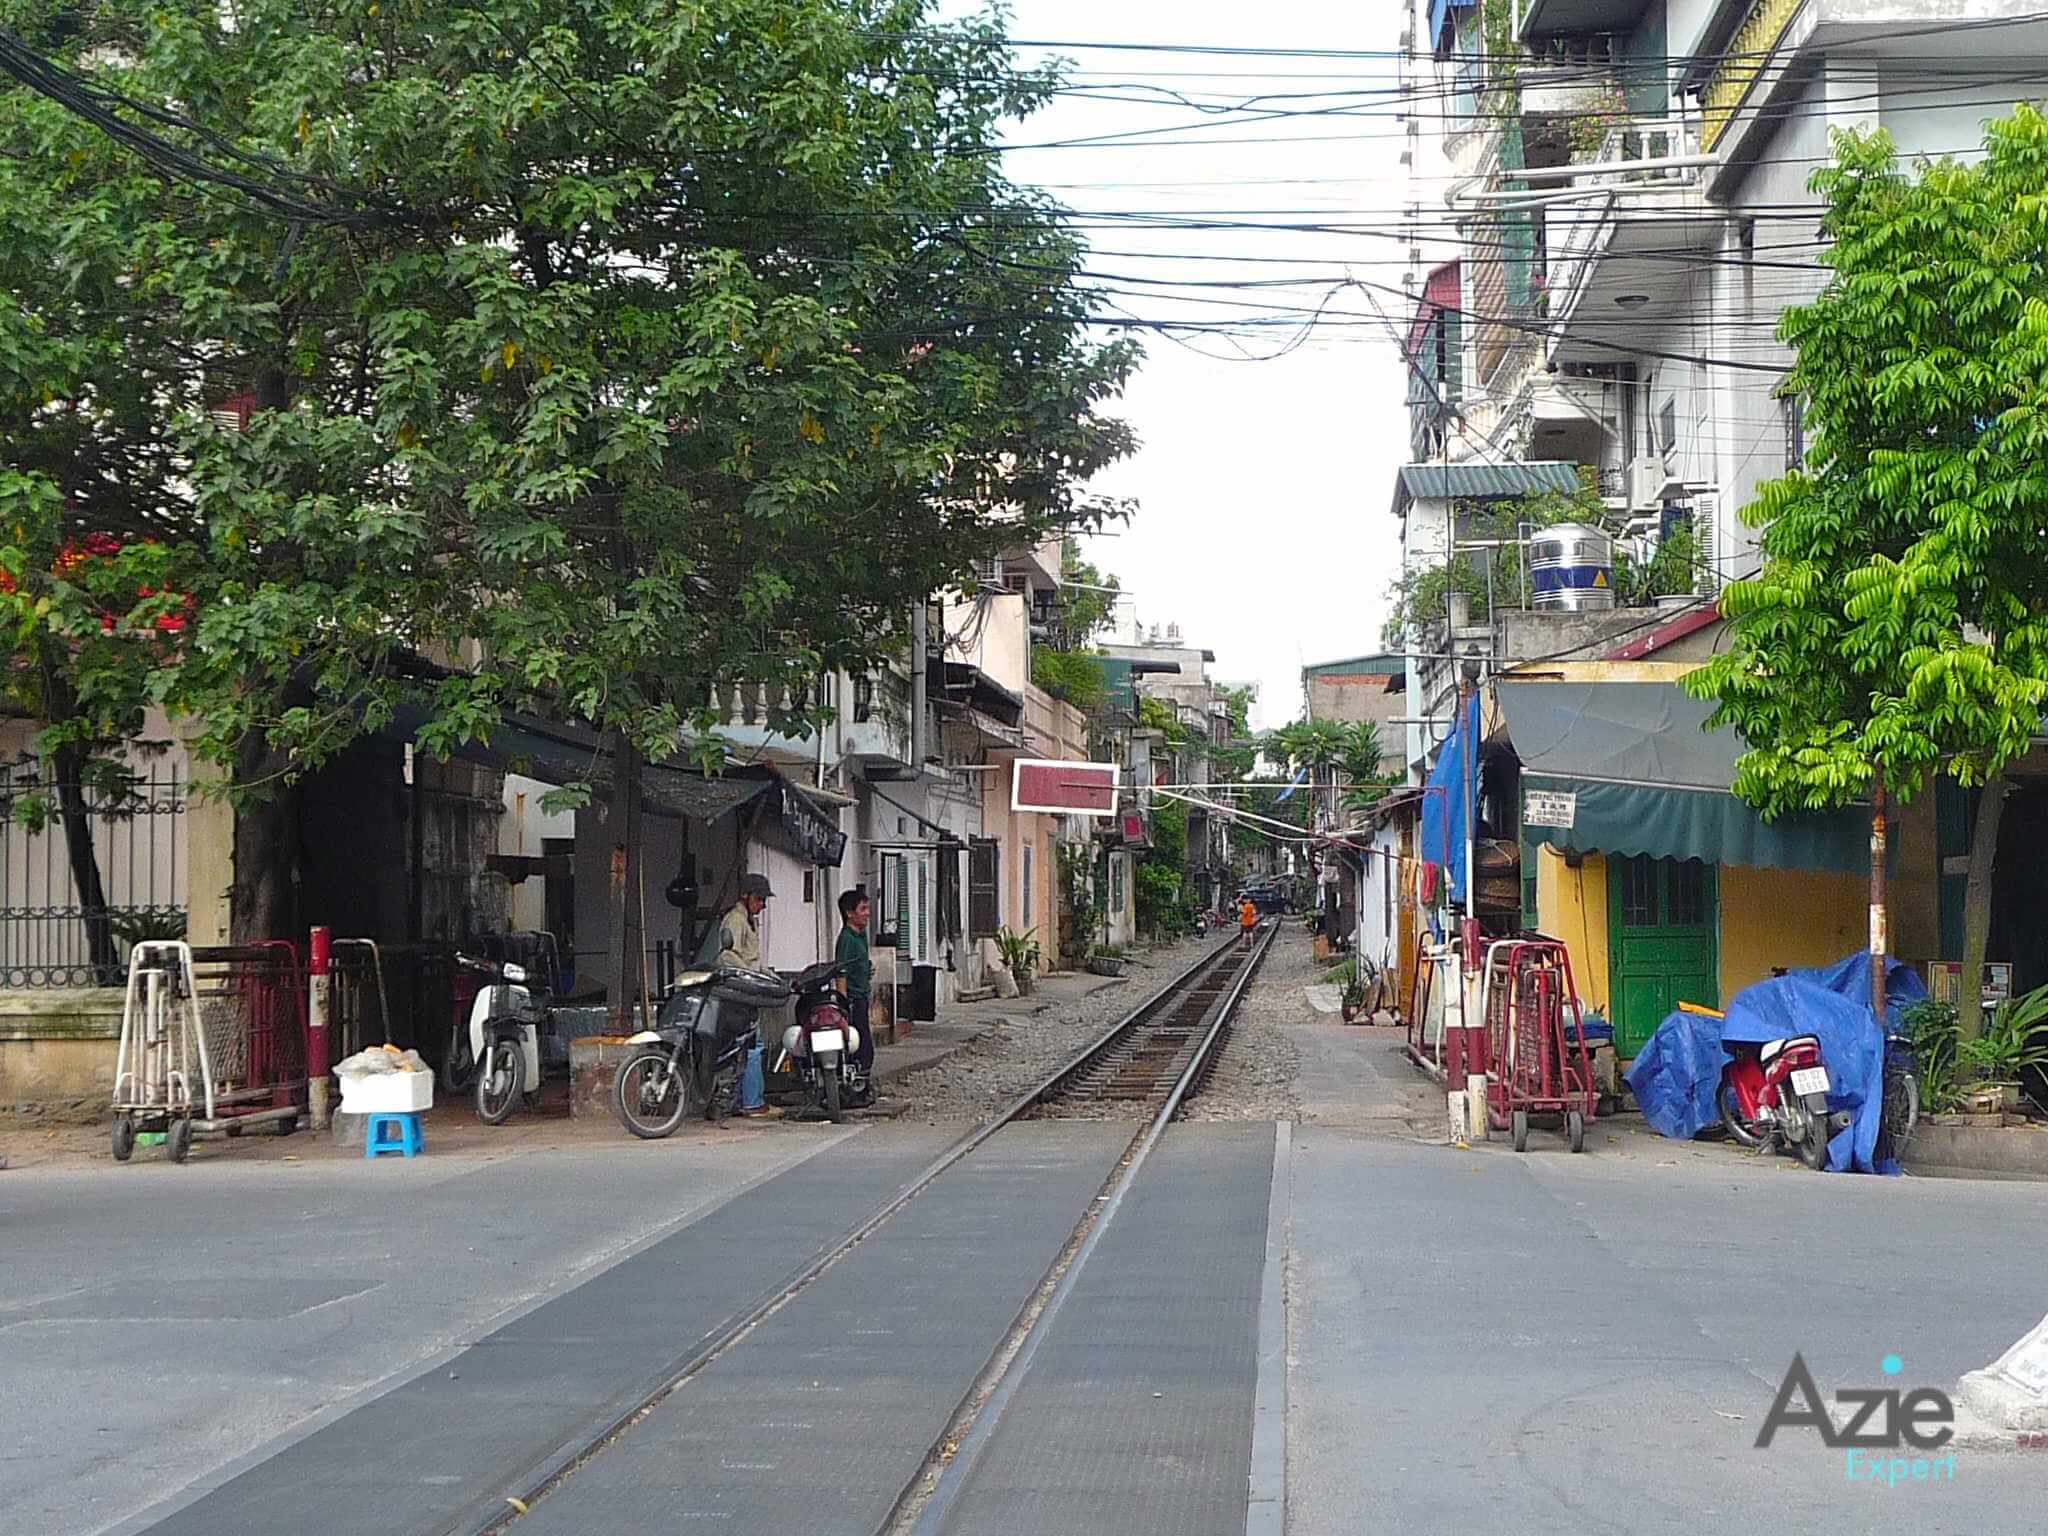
<box><xmin>1608</xmin><ymin>855</ymin><xmax>1718</xmax><ymax>1056</ymax></box>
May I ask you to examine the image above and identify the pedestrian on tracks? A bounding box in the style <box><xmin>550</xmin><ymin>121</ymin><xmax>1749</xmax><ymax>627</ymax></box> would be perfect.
<box><xmin>1238</xmin><ymin>893</ymin><xmax>1257</xmax><ymax>949</ymax></box>
<box><xmin>835</xmin><ymin>887</ymin><xmax>877</xmax><ymax>1105</ymax></box>
<box><xmin>719</xmin><ymin>874</ymin><xmax>777</xmax><ymax>1118</ymax></box>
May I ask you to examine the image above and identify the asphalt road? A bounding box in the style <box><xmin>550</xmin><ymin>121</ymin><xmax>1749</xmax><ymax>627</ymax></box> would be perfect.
<box><xmin>13</xmin><ymin>987</ymin><xmax>2048</xmax><ymax>1536</ymax></box>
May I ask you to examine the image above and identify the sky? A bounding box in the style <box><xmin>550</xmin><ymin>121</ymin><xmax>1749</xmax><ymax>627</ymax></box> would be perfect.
<box><xmin>964</xmin><ymin>1</ymin><xmax>1415</xmax><ymax>729</ymax></box>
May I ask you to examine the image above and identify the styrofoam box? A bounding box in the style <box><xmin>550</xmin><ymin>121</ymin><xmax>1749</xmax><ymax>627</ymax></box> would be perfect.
<box><xmin>338</xmin><ymin>1070</ymin><xmax>434</xmax><ymax>1114</ymax></box>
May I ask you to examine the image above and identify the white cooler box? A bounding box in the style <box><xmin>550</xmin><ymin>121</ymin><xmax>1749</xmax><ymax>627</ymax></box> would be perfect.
<box><xmin>339</xmin><ymin>1070</ymin><xmax>434</xmax><ymax>1115</ymax></box>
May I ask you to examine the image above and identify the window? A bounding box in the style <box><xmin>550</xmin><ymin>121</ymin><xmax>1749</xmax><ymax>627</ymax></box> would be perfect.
<box><xmin>1668</xmin><ymin>859</ymin><xmax>1709</xmax><ymax>927</ymax></box>
<box><xmin>802</xmin><ymin>869</ymin><xmax>815</xmax><ymax>903</ymax></box>
<box><xmin>1658</xmin><ymin>398</ymin><xmax>1679</xmax><ymax>462</ymax></box>
<box><xmin>968</xmin><ymin>838</ymin><xmax>1000</xmax><ymax>938</ymax></box>
<box><xmin>1111</xmin><ymin>855</ymin><xmax>1126</xmax><ymax>917</ymax></box>
<box><xmin>852</xmin><ymin>674</ymin><xmax>875</xmax><ymax>724</ymax></box>
<box><xmin>1782</xmin><ymin>392</ymin><xmax>1806</xmax><ymax>470</ymax></box>
<box><xmin>1022</xmin><ymin>843</ymin><xmax>1035</xmax><ymax>929</ymax></box>
<box><xmin>1620</xmin><ymin>856</ymin><xmax>1659</xmax><ymax>927</ymax></box>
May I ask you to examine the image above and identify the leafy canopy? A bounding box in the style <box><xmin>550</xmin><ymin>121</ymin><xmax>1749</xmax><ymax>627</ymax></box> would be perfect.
<box><xmin>1686</xmin><ymin>112</ymin><xmax>2048</xmax><ymax>813</ymax></box>
<box><xmin>0</xmin><ymin>0</ymin><xmax>1135</xmax><ymax>797</ymax></box>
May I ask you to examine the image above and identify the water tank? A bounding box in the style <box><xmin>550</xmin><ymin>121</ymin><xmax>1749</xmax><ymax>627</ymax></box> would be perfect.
<box><xmin>1530</xmin><ymin>522</ymin><xmax>1615</xmax><ymax>612</ymax></box>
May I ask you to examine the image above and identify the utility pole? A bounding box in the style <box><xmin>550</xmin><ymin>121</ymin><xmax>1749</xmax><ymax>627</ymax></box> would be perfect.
<box><xmin>1869</xmin><ymin>784</ymin><xmax>1888</xmax><ymax>1020</ymax></box>
<box><xmin>605</xmin><ymin>729</ymin><xmax>643</xmax><ymax>1035</ymax></box>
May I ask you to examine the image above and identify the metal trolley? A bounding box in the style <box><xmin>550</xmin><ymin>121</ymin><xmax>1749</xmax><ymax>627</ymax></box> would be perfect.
<box><xmin>110</xmin><ymin>941</ymin><xmax>308</xmax><ymax>1162</ymax></box>
<box><xmin>1480</xmin><ymin>936</ymin><xmax>1597</xmax><ymax>1153</ymax></box>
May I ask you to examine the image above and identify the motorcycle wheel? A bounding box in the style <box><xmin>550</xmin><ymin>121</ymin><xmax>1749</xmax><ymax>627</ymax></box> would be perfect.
<box><xmin>111</xmin><ymin>1114</ymin><xmax>136</xmax><ymax>1163</ymax></box>
<box><xmin>1882</xmin><ymin>1063</ymin><xmax>1920</xmax><ymax>1162</ymax></box>
<box><xmin>1567</xmin><ymin>1110</ymin><xmax>1586</xmax><ymax>1154</ymax></box>
<box><xmin>1510</xmin><ymin>1109</ymin><xmax>1528</xmax><ymax>1153</ymax></box>
<box><xmin>476</xmin><ymin>1039</ymin><xmax>524</xmax><ymax>1125</ymax></box>
<box><xmin>1796</xmin><ymin>1105</ymin><xmax>1831</xmax><ymax>1170</ymax></box>
<box><xmin>441</xmin><ymin>1026</ymin><xmax>478</xmax><ymax>1095</ymax></box>
<box><xmin>1717</xmin><ymin>1080</ymin><xmax>1766</xmax><ymax>1149</ymax></box>
<box><xmin>703</xmin><ymin>1063</ymin><xmax>738</xmax><ymax>1124</ymax></box>
<box><xmin>823</xmin><ymin>1067</ymin><xmax>844</xmax><ymax>1125</ymax></box>
<box><xmin>614</xmin><ymin>1048</ymin><xmax>689</xmax><ymax>1140</ymax></box>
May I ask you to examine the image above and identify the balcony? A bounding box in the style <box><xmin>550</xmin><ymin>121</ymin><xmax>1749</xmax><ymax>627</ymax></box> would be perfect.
<box><xmin>1534</xmin><ymin>117</ymin><xmax>1722</xmax><ymax>366</ymax></box>
<box><xmin>1022</xmin><ymin>683</ymin><xmax>1088</xmax><ymax>763</ymax></box>
<box><xmin>1518</xmin><ymin>0</ymin><xmax>1649</xmax><ymax>41</ymax></box>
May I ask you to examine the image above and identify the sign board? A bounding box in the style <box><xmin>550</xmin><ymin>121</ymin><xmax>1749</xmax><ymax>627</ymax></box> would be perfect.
<box><xmin>1523</xmin><ymin>789</ymin><xmax>1578</xmax><ymax>830</ymax></box>
<box><xmin>1012</xmin><ymin>758</ymin><xmax>1119</xmax><ymax>817</ymax></box>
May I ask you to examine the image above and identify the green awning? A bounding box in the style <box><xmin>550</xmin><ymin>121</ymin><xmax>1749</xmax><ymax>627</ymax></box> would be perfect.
<box><xmin>1496</xmin><ymin>680</ymin><xmax>1871</xmax><ymax>874</ymax></box>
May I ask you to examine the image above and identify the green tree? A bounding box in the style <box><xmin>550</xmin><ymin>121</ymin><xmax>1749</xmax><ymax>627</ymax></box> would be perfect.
<box><xmin>0</xmin><ymin>0</ymin><xmax>1135</xmax><ymax>939</ymax></box>
<box><xmin>1685</xmin><ymin>112</ymin><xmax>2048</xmax><ymax>1041</ymax></box>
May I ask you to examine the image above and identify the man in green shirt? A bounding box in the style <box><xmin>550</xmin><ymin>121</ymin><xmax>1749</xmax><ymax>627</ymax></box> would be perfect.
<box><xmin>835</xmin><ymin>888</ymin><xmax>875</xmax><ymax>1091</ymax></box>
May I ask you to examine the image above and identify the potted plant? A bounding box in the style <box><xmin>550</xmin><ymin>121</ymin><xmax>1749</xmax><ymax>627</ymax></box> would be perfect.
<box><xmin>995</xmin><ymin>927</ymin><xmax>1040</xmax><ymax>996</ymax></box>
<box><xmin>1958</xmin><ymin>985</ymin><xmax>2048</xmax><ymax>1113</ymax></box>
<box><xmin>1087</xmin><ymin>945</ymin><xmax>1127</xmax><ymax>978</ymax></box>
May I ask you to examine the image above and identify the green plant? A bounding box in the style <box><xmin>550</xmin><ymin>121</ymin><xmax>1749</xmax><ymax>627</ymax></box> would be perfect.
<box><xmin>1058</xmin><ymin>842</ymin><xmax>1104</xmax><ymax>963</ymax></box>
<box><xmin>1091</xmin><ymin>945</ymin><xmax>1127</xmax><ymax>960</ymax></box>
<box><xmin>1902</xmin><ymin>997</ymin><xmax>1964</xmax><ymax>1114</ymax></box>
<box><xmin>108</xmin><ymin>909</ymin><xmax>189</xmax><ymax>949</ymax></box>
<box><xmin>1031</xmin><ymin>648</ymin><xmax>1107</xmax><ymax>711</ymax></box>
<box><xmin>994</xmin><ymin>926</ymin><xmax>1040</xmax><ymax>977</ymax></box>
<box><xmin>1686</xmin><ymin>112</ymin><xmax>2048</xmax><ymax>1044</ymax></box>
<box><xmin>1959</xmin><ymin>985</ymin><xmax>2048</xmax><ymax>1082</ymax></box>
<box><xmin>1133</xmin><ymin>859</ymin><xmax>1185</xmax><ymax>938</ymax></box>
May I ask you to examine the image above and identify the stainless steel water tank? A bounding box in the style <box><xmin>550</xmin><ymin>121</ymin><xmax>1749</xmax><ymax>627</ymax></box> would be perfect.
<box><xmin>1530</xmin><ymin>522</ymin><xmax>1615</xmax><ymax>612</ymax></box>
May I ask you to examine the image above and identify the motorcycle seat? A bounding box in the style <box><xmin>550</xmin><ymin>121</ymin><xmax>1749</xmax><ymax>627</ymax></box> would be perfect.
<box><xmin>1759</xmin><ymin>1035</ymin><xmax>1820</xmax><ymax>1063</ymax></box>
<box><xmin>794</xmin><ymin>959</ymin><xmax>850</xmax><ymax>993</ymax></box>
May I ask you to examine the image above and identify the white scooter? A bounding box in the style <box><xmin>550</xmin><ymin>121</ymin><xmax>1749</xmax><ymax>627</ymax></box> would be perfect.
<box><xmin>448</xmin><ymin>954</ymin><xmax>546</xmax><ymax>1124</ymax></box>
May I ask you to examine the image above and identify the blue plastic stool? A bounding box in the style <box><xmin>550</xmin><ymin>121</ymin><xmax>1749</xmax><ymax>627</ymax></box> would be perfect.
<box><xmin>365</xmin><ymin>1111</ymin><xmax>424</xmax><ymax>1159</ymax></box>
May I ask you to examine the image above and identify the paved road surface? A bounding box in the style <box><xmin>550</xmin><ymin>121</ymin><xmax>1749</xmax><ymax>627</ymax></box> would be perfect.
<box><xmin>14</xmin><ymin>961</ymin><xmax>2048</xmax><ymax>1536</ymax></box>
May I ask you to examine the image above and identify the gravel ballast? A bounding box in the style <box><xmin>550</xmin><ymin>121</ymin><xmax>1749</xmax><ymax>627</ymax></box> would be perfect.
<box><xmin>892</xmin><ymin>938</ymin><xmax>1212</xmax><ymax>1123</ymax></box>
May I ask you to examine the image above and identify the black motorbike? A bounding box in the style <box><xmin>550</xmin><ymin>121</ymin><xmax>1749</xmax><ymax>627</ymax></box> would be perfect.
<box><xmin>612</xmin><ymin>965</ymin><xmax>788</xmax><ymax>1138</ymax></box>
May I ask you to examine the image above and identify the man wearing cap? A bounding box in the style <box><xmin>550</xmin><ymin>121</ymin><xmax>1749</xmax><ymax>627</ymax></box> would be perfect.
<box><xmin>717</xmin><ymin>873</ymin><xmax>773</xmax><ymax>971</ymax></box>
<box><xmin>718</xmin><ymin>874</ymin><xmax>775</xmax><ymax>1117</ymax></box>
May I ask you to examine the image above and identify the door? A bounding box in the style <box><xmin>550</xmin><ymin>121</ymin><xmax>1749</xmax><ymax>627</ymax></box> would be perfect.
<box><xmin>1608</xmin><ymin>855</ymin><xmax>1718</xmax><ymax>1056</ymax></box>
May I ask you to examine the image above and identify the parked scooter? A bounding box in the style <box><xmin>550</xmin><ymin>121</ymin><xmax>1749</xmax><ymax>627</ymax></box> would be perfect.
<box><xmin>613</xmin><ymin>964</ymin><xmax>788</xmax><ymax>1138</ymax></box>
<box><xmin>778</xmin><ymin>960</ymin><xmax>868</xmax><ymax>1123</ymax></box>
<box><xmin>452</xmin><ymin>954</ymin><xmax>548</xmax><ymax>1124</ymax></box>
<box><xmin>1719</xmin><ymin>1034</ymin><xmax>1850</xmax><ymax>1168</ymax></box>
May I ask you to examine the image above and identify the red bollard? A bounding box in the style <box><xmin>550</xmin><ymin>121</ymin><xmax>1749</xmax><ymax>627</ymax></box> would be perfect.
<box><xmin>308</xmin><ymin>926</ymin><xmax>332</xmax><ymax>1131</ymax></box>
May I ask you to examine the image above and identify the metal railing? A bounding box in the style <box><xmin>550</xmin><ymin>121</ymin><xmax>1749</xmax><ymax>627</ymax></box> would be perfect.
<box><xmin>0</xmin><ymin>766</ymin><xmax>186</xmax><ymax>988</ymax></box>
<box><xmin>1702</xmin><ymin>0</ymin><xmax>1806</xmax><ymax>151</ymax></box>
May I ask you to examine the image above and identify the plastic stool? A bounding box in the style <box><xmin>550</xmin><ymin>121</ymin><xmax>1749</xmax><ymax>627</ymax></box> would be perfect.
<box><xmin>365</xmin><ymin>1111</ymin><xmax>424</xmax><ymax>1159</ymax></box>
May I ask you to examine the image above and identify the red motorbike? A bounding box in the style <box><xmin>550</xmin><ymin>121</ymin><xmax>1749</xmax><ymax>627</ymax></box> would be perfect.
<box><xmin>1719</xmin><ymin>1034</ymin><xmax>1843</xmax><ymax>1169</ymax></box>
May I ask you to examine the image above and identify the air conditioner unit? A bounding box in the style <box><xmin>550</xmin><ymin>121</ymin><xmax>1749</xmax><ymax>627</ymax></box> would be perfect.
<box><xmin>1626</xmin><ymin>455</ymin><xmax>1678</xmax><ymax>511</ymax></box>
<box><xmin>974</xmin><ymin>556</ymin><xmax>1007</xmax><ymax>591</ymax></box>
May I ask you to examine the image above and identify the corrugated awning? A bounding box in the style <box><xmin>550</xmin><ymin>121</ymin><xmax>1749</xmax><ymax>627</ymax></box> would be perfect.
<box><xmin>1392</xmin><ymin>461</ymin><xmax>1583</xmax><ymax>517</ymax></box>
<box><xmin>1495</xmin><ymin>680</ymin><xmax>1869</xmax><ymax>873</ymax></box>
<box><xmin>381</xmin><ymin>704</ymin><xmax>774</xmax><ymax>823</ymax></box>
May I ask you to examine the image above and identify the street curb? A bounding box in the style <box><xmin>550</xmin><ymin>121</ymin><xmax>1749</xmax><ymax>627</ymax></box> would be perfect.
<box><xmin>1246</xmin><ymin>1120</ymin><xmax>1291</xmax><ymax>1536</ymax></box>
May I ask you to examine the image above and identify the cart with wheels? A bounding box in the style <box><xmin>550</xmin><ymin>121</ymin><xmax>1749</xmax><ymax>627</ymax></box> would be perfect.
<box><xmin>110</xmin><ymin>942</ymin><xmax>308</xmax><ymax>1162</ymax></box>
<box><xmin>1481</xmin><ymin>936</ymin><xmax>1597</xmax><ymax>1153</ymax></box>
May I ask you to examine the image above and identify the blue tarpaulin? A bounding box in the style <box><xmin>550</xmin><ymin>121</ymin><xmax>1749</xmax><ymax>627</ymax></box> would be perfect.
<box><xmin>1418</xmin><ymin>693</ymin><xmax>1478</xmax><ymax>905</ymax></box>
<box><xmin>1624</xmin><ymin>954</ymin><xmax>1925</xmax><ymax>1174</ymax></box>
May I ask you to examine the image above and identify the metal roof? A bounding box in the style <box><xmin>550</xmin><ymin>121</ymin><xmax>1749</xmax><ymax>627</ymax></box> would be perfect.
<box><xmin>1391</xmin><ymin>461</ymin><xmax>1584</xmax><ymax>516</ymax></box>
<box><xmin>1302</xmin><ymin>652</ymin><xmax>1404</xmax><ymax>678</ymax></box>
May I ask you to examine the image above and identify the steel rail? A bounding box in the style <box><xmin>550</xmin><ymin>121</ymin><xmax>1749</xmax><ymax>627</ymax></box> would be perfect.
<box><xmin>476</xmin><ymin>929</ymin><xmax>1254</xmax><ymax>1536</ymax></box>
<box><xmin>902</xmin><ymin>917</ymin><xmax>1280</xmax><ymax>1536</ymax></box>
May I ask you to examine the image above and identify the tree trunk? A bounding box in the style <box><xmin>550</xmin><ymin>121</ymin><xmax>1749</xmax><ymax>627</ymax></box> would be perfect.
<box><xmin>603</xmin><ymin>730</ymin><xmax>643</xmax><ymax>1034</ymax></box>
<box><xmin>49</xmin><ymin>741</ymin><xmax>119</xmax><ymax>985</ymax></box>
<box><xmin>35</xmin><ymin>654</ymin><xmax>118</xmax><ymax>983</ymax></box>
<box><xmin>229</xmin><ymin>729</ymin><xmax>299</xmax><ymax>945</ymax></box>
<box><xmin>1958</xmin><ymin>774</ymin><xmax>2011</xmax><ymax>1045</ymax></box>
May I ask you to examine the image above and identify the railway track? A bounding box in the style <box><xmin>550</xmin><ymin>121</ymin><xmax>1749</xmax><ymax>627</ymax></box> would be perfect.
<box><xmin>1030</xmin><ymin>929</ymin><xmax>1269</xmax><ymax>1112</ymax></box>
<box><xmin>483</xmin><ymin>920</ymin><xmax>1279</xmax><ymax>1536</ymax></box>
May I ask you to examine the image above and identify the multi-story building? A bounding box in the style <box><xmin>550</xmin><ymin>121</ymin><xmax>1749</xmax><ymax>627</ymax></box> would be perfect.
<box><xmin>1394</xmin><ymin>0</ymin><xmax>2048</xmax><ymax>783</ymax></box>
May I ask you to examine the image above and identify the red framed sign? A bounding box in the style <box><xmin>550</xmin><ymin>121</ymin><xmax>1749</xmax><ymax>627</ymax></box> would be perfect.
<box><xmin>1011</xmin><ymin>758</ymin><xmax>1119</xmax><ymax>817</ymax></box>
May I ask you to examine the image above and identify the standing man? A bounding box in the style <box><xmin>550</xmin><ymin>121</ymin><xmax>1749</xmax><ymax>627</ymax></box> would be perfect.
<box><xmin>1239</xmin><ymin>892</ymin><xmax>1258</xmax><ymax>950</ymax></box>
<box><xmin>717</xmin><ymin>873</ymin><xmax>773</xmax><ymax>970</ymax></box>
<box><xmin>718</xmin><ymin>874</ymin><xmax>775</xmax><ymax>1117</ymax></box>
<box><xmin>835</xmin><ymin>888</ymin><xmax>876</xmax><ymax>1103</ymax></box>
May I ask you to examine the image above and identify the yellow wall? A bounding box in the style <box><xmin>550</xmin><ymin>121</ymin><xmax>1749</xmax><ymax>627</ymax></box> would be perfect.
<box><xmin>1540</xmin><ymin>851</ymin><xmax>1867</xmax><ymax>1015</ymax></box>
<box><xmin>1718</xmin><ymin>864</ymin><xmax>1865</xmax><ymax>998</ymax></box>
<box><xmin>1534</xmin><ymin>845</ymin><xmax>1610</xmax><ymax>1015</ymax></box>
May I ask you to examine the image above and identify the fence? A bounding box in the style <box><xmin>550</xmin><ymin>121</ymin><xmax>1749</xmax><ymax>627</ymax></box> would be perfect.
<box><xmin>0</xmin><ymin>766</ymin><xmax>187</xmax><ymax>988</ymax></box>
